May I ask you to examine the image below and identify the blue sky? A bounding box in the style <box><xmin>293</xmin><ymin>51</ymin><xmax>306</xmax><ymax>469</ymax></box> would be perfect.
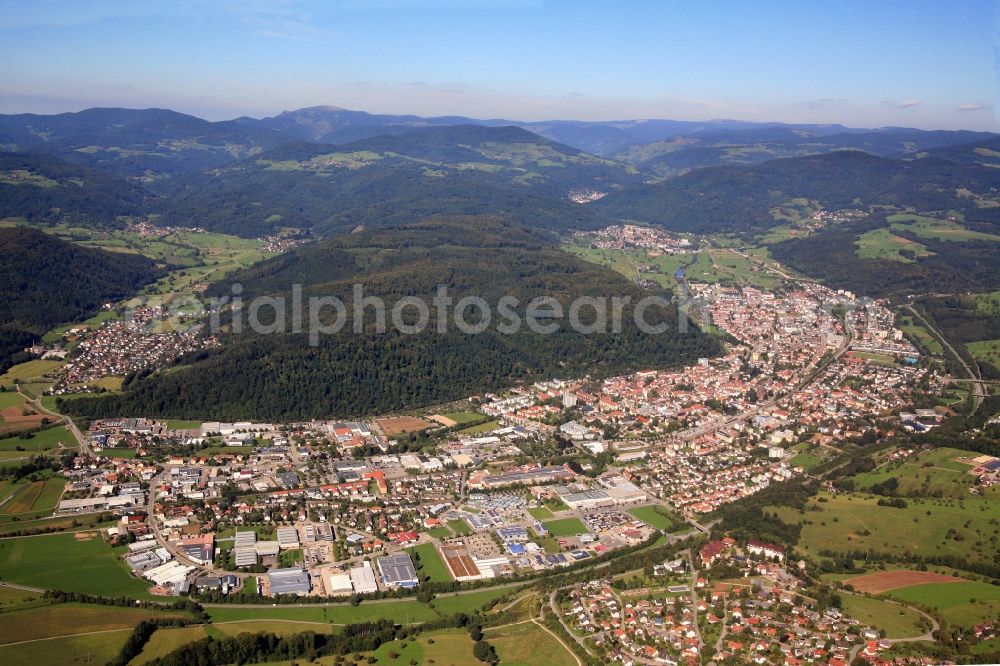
<box><xmin>1</xmin><ymin>0</ymin><xmax>997</xmax><ymax>129</ymax></box>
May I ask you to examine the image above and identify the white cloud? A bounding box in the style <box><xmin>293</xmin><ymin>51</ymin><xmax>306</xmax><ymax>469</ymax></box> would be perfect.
<box><xmin>956</xmin><ymin>103</ymin><xmax>990</xmax><ymax>111</ymax></box>
<box><xmin>895</xmin><ymin>99</ymin><xmax>922</xmax><ymax>109</ymax></box>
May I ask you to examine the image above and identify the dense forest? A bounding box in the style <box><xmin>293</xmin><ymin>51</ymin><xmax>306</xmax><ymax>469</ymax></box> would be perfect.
<box><xmin>597</xmin><ymin>150</ymin><xmax>1000</xmax><ymax>234</ymax></box>
<box><xmin>0</xmin><ymin>226</ymin><xmax>163</xmax><ymax>370</ymax></box>
<box><xmin>768</xmin><ymin>217</ymin><xmax>1000</xmax><ymax>297</ymax></box>
<box><xmin>61</xmin><ymin>217</ymin><xmax>721</xmax><ymax>420</ymax></box>
<box><xmin>0</xmin><ymin>152</ymin><xmax>144</xmax><ymax>225</ymax></box>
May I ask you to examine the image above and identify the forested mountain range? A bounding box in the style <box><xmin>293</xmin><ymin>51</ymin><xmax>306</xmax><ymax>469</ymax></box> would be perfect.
<box><xmin>61</xmin><ymin>216</ymin><xmax>721</xmax><ymax>420</ymax></box>
<box><xmin>596</xmin><ymin>150</ymin><xmax>1000</xmax><ymax>235</ymax></box>
<box><xmin>0</xmin><ymin>226</ymin><xmax>163</xmax><ymax>372</ymax></box>
<box><xmin>614</xmin><ymin>126</ymin><xmax>998</xmax><ymax>178</ymax></box>
<box><xmin>0</xmin><ymin>152</ymin><xmax>144</xmax><ymax>225</ymax></box>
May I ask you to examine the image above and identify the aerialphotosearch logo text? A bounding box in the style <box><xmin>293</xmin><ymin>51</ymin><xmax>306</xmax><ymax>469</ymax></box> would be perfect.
<box><xmin>200</xmin><ymin>283</ymin><xmax>695</xmax><ymax>345</ymax></box>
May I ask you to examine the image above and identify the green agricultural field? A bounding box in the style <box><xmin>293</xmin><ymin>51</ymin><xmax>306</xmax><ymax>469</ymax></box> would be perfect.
<box><xmin>0</xmin><ymin>476</ymin><xmax>65</xmax><ymax>514</ymax></box>
<box><xmin>0</xmin><ymin>425</ymin><xmax>76</xmax><ymax>453</ymax></box>
<box><xmin>855</xmin><ymin>228</ymin><xmax>933</xmax><ymax>263</ymax></box>
<box><xmin>0</xmin><ymin>602</ymin><xmax>185</xmax><ymax>645</ymax></box>
<box><xmin>96</xmin><ymin>448</ymin><xmax>137</xmax><ymax>458</ymax></box>
<box><xmin>628</xmin><ymin>504</ymin><xmax>686</xmax><ymax>532</ymax></box>
<box><xmin>448</xmin><ymin>519</ymin><xmax>472</xmax><ymax>535</ymax></box>
<box><xmin>207</xmin><ymin>599</ymin><xmax>439</xmax><ymax>625</ymax></box>
<box><xmin>431</xmin><ymin>585</ymin><xmax>520</xmax><ymax>616</ymax></box>
<box><xmin>770</xmin><ymin>492</ymin><xmax>1000</xmax><ymax>571</ymax></box>
<box><xmin>839</xmin><ymin>594</ymin><xmax>927</xmax><ymax>639</ymax></box>
<box><xmin>486</xmin><ymin>620</ymin><xmax>578</xmax><ymax>666</ymax></box>
<box><xmin>407</xmin><ymin>542</ymin><xmax>452</xmax><ymax>582</ymax></box>
<box><xmin>0</xmin><ymin>629</ymin><xmax>130</xmax><ymax>666</ymax></box>
<box><xmin>542</xmin><ymin>517</ymin><xmax>587</xmax><ymax>537</ymax></box>
<box><xmin>212</xmin><ymin>620</ymin><xmax>332</xmax><ymax>637</ymax></box>
<box><xmin>0</xmin><ymin>532</ymin><xmax>153</xmax><ymax>597</ymax></box>
<box><xmin>0</xmin><ymin>360</ymin><xmax>64</xmax><ymax>386</ymax></box>
<box><xmin>132</xmin><ymin>625</ymin><xmax>210</xmax><ymax>665</ymax></box>
<box><xmin>0</xmin><ymin>392</ymin><xmax>25</xmax><ymax>409</ymax></box>
<box><xmin>887</xmin><ymin>581</ymin><xmax>1000</xmax><ymax>627</ymax></box>
<box><xmin>0</xmin><ymin>513</ymin><xmax>114</xmax><ymax>536</ymax></box>
<box><xmin>887</xmin><ymin>213</ymin><xmax>1000</xmax><ymax>243</ymax></box>
<box><xmin>850</xmin><ymin>447</ymin><xmax>984</xmax><ymax>499</ymax></box>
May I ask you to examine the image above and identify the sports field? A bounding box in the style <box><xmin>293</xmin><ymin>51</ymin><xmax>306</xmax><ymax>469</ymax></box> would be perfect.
<box><xmin>542</xmin><ymin>517</ymin><xmax>587</xmax><ymax>537</ymax></box>
<box><xmin>407</xmin><ymin>542</ymin><xmax>452</xmax><ymax>582</ymax></box>
<box><xmin>375</xmin><ymin>416</ymin><xmax>435</xmax><ymax>436</ymax></box>
<box><xmin>0</xmin><ymin>532</ymin><xmax>152</xmax><ymax>597</ymax></box>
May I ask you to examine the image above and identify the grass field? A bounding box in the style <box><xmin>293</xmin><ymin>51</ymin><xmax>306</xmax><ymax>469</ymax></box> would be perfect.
<box><xmin>898</xmin><ymin>314</ymin><xmax>944</xmax><ymax>355</ymax></box>
<box><xmin>166</xmin><ymin>420</ymin><xmax>202</xmax><ymax>430</ymax></box>
<box><xmin>206</xmin><ymin>599</ymin><xmax>439</xmax><ymax>625</ymax></box>
<box><xmin>967</xmin><ymin>339</ymin><xmax>1000</xmax><ymax>376</ymax></box>
<box><xmin>0</xmin><ymin>392</ymin><xmax>25</xmax><ymax>409</ymax></box>
<box><xmin>542</xmin><ymin>517</ymin><xmax>587</xmax><ymax>537</ymax></box>
<box><xmin>0</xmin><ymin>532</ymin><xmax>152</xmax><ymax>597</ymax></box>
<box><xmin>368</xmin><ymin>628</ymin><xmax>479</xmax><ymax>666</ymax></box>
<box><xmin>448</xmin><ymin>519</ymin><xmax>472</xmax><ymax>535</ymax></box>
<box><xmin>528</xmin><ymin>506</ymin><xmax>555</xmax><ymax>520</ymax></box>
<box><xmin>887</xmin><ymin>213</ymin><xmax>1000</xmax><ymax>243</ymax></box>
<box><xmin>486</xmin><ymin>621</ymin><xmax>578</xmax><ymax>666</ymax></box>
<box><xmin>850</xmin><ymin>447</ymin><xmax>983</xmax><ymax>499</ymax></box>
<box><xmin>457</xmin><ymin>419</ymin><xmax>501</xmax><ymax>434</ymax></box>
<box><xmin>440</xmin><ymin>411</ymin><xmax>485</xmax><ymax>424</ymax></box>
<box><xmin>0</xmin><ymin>360</ymin><xmax>64</xmax><ymax>386</ymax></box>
<box><xmin>131</xmin><ymin>625</ymin><xmax>209</xmax><ymax>665</ymax></box>
<box><xmin>855</xmin><ymin>227</ymin><xmax>933</xmax><ymax>263</ymax></box>
<box><xmin>427</xmin><ymin>526</ymin><xmax>452</xmax><ymax>539</ymax></box>
<box><xmin>0</xmin><ymin>425</ymin><xmax>76</xmax><ymax>453</ymax></box>
<box><xmin>407</xmin><ymin>542</ymin><xmax>452</xmax><ymax>582</ymax></box>
<box><xmin>839</xmin><ymin>594</ymin><xmax>926</xmax><ymax>639</ymax></box>
<box><xmin>0</xmin><ymin>476</ymin><xmax>65</xmax><ymax>514</ymax></box>
<box><xmin>0</xmin><ymin>629</ymin><xmax>130</xmax><ymax>666</ymax></box>
<box><xmin>431</xmin><ymin>586</ymin><xmax>519</xmax><ymax>616</ymax></box>
<box><xmin>627</xmin><ymin>505</ymin><xmax>685</xmax><ymax>532</ymax></box>
<box><xmin>770</xmin><ymin>491</ymin><xmax>1000</xmax><ymax>571</ymax></box>
<box><xmin>886</xmin><ymin>581</ymin><xmax>1000</xmax><ymax>627</ymax></box>
<box><xmin>0</xmin><ymin>602</ymin><xmax>184</xmax><ymax>645</ymax></box>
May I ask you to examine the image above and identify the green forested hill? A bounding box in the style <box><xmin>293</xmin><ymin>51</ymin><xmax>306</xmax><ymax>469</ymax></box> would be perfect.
<box><xmin>152</xmin><ymin>157</ymin><xmax>615</xmax><ymax>237</ymax></box>
<box><xmin>62</xmin><ymin>217</ymin><xmax>720</xmax><ymax>420</ymax></box>
<box><xmin>597</xmin><ymin>150</ymin><xmax>1000</xmax><ymax>235</ymax></box>
<box><xmin>0</xmin><ymin>152</ymin><xmax>144</xmax><ymax>225</ymax></box>
<box><xmin>0</xmin><ymin>226</ymin><xmax>163</xmax><ymax>370</ymax></box>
